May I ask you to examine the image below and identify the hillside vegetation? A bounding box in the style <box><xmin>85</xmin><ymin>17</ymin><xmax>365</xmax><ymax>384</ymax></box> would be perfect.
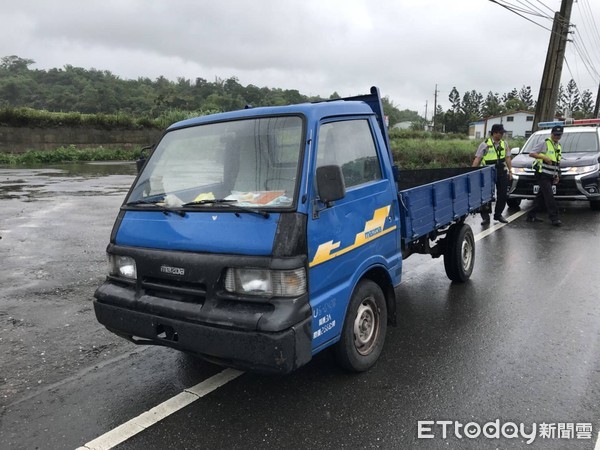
<box><xmin>0</xmin><ymin>131</ymin><xmax>526</xmax><ymax>168</ymax></box>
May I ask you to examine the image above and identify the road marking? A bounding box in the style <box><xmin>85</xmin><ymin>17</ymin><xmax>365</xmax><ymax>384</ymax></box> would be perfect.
<box><xmin>77</xmin><ymin>368</ymin><xmax>244</xmax><ymax>450</ymax></box>
<box><xmin>474</xmin><ymin>209</ymin><xmax>528</xmax><ymax>242</ymax></box>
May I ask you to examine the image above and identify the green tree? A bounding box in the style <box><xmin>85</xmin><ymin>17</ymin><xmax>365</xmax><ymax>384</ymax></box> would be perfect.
<box><xmin>449</xmin><ymin>87</ymin><xmax>461</xmax><ymax>113</ymax></box>
<box><xmin>518</xmin><ymin>85</ymin><xmax>535</xmax><ymax>109</ymax></box>
<box><xmin>555</xmin><ymin>84</ymin><xmax>566</xmax><ymax>117</ymax></box>
<box><xmin>381</xmin><ymin>96</ymin><xmax>404</xmax><ymax>127</ymax></box>
<box><xmin>504</xmin><ymin>97</ymin><xmax>527</xmax><ymax>112</ymax></box>
<box><xmin>282</xmin><ymin>89</ymin><xmax>305</xmax><ymax>105</ymax></box>
<box><xmin>432</xmin><ymin>104</ymin><xmax>444</xmax><ymax>132</ymax></box>
<box><xmin>461</xmin><ymin>90</ymin><xmax>483</xmax><ymax>121</ymax></box>
<box><xmin>578</xmin><ymin>89</ymin><xmax>595</xmax><ymax>118</ymax></box>
<box><xmin>502</xmin><ymin>88</ymin><xmax>519</xmax><ymax>103</ymax></box>
<box><xmin>410</xmin><ymin>117</ymin><xmax>428</xmax><ymax>131</ymax></box>
<box><xmin>562</xmin><ymin>79</ymin><xmax>581</xmax><ymax>116</ymax></box>
<box><xmin>482</xmin><ymin>91</ymin><xmax>503</xmax><ymax>117</ymax></box>
<box><xmin>0</xmin><ymin>55</ymin><xmax>35</xmax><ymax>72</ymax></box>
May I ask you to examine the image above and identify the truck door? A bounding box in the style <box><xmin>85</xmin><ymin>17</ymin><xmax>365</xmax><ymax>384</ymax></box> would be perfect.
<box><xmin>307</xmin><ymin>117</ymin><xmax>399</xmax><ymax>351</ymax></box>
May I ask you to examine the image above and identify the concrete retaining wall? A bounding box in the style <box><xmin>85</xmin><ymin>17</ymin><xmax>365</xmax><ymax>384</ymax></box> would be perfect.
<box><xmin>0</xmin><ymin>126</ymin><xmax>163</xmax><ymax>153</ymax></box>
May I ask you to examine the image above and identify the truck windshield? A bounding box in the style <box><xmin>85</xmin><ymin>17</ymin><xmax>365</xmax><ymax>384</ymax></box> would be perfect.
<box><xmin>521</xmin><ymin>131</ymin><xmax>599</xmax><ymax>154</ymax></box>
<box><xmin>128</xmin><ymin>116</ymin><xmax>303</xmax><ymax>209</ymax></box>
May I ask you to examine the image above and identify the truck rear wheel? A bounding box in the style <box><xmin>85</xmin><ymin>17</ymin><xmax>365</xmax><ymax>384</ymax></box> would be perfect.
<box><xmin>334</xmin><ymin>280</ymin><xmax>387</xmax><ymax>372</ymax></box>
<box><xmin>444</xmin><ymin>223</ymin><xmax>475</xmax><ymax>282</ymax></box>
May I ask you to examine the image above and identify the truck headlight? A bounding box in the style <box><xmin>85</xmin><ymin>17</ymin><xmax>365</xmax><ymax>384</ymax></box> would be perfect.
<box><xmin>108</xmin><ymin>254</ymin><xmax>137</xmax><ymax>279</ymax></box>
<box><xmin>224</xmin><ymin>267</ymin><xmax>307</xmax><ymax>297</ymax></box>
<box><xmin>511</xmin><ymin>167</ymin><xmax>527</xmax><ymax>174</ymax></box>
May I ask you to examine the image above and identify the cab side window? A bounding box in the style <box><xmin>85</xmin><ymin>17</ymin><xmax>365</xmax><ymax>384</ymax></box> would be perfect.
<box><xmin>317</xmin><ymin>120</ymin><xmax>382</xmax><ymax>188</ymax></box>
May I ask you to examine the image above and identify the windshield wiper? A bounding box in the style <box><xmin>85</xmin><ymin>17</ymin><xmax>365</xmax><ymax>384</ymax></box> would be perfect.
<box><xmin>181</xmin><ymin>199</ymin><xmax>237</xmax><ymax>206</ymax></box>
<box><xmin>125</xmin><ymin>199</ymin><xmax>159</xmax><ymax>206</ymax></box>
<box><xmin>125</xmin><ymin>199</ymin><xmax>186</xmax><ymax>217</ymax></box>
<box><xmin>182</xmin><ymin>198</ymin><xmax>269</xmax><ymax>218</ymax></box>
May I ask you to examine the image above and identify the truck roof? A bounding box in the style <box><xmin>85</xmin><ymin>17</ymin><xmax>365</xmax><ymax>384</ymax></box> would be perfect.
<box><xmin>167</xmin><ymin>99</ymin><xmax>376</xmax><ymax>131</ymax></box>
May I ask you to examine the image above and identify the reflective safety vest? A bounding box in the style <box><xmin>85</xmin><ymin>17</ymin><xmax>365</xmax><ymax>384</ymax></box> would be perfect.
<box><xmin>533</xmin><ymin>139</ymin><xmax>561</xmax><ymax>176</ymax></box>
<box><xmin>481</xmin><ymin>138</ymin><xmax>506</xmax><ymax>167</ymax></box>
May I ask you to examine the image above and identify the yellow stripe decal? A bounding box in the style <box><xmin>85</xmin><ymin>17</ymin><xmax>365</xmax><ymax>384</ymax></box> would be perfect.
<box><xmin>309</xmin><ymin>205</ymin><xmax>397</xmax><ymax>268</ymax></box>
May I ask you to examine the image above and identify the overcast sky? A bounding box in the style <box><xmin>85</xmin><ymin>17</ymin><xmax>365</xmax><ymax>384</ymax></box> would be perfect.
<box><xmin>2</xmin><ymin>0</ymin><xmax>600</xmax><ymax>115</ymax></box>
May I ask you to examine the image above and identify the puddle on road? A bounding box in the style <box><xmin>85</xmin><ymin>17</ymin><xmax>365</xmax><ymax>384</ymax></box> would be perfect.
<box><xmin>0</xmin><ymin>161</ymin><xmax>137</xmax><ymax>200</ymax></box>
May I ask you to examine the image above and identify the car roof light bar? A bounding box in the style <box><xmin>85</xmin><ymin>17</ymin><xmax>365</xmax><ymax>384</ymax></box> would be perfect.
<box><xmin>538</xmin><ymin>121</ymin><xmax>564</xmax><ymax>128</ymax></box>
<box><xmin>567</xmin><ymin>118</ymin><xmax>600</xmax><ymax>126</ymax></box>
<box><xmin>538</xmin><ymin>118</ymin><xmax>600</xmax><ymax>129</ymax></box>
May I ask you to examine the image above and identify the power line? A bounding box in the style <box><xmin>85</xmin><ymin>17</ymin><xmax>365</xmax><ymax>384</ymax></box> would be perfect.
<box><xmin>581</xmin><ymin>0</ymin><xmax>600</xmax><ymax>44</ymax></box>
<box><xmin>565</xmin><ymin>1</ymin><xmax>600</xmax><ymax>89</ymax></box>
<box><xmin>533</xmin><ymin>0</ymin><xmax>555</xmax><ymax>14</ymax></box>
<box><xmin>564</xmin><ymin>56</ymin><xmax>575</xmax><ymax>82</ymax></box>
<box><xmin>514</xmin><ymin>0</ymin><xmax>553</xmax><ymax>18</ymax></box>
<box><xmin>488</xmin><ymin>0</ymin><xmax>554</xmax><ymax>31</ymax></box>
<box><xmin>492</xmin><ymin>0</ymin><xmax>600</xmax><ymax>88</ymax></box>
<box><xmin>576</xmin><ymin>0</ymin><xmax>600</xmax><ymax>67</ymax></box>
<box><xmin>570</xmin><ymin>35</ymin><xmax>600</xmax><ymax>81</ymax></box>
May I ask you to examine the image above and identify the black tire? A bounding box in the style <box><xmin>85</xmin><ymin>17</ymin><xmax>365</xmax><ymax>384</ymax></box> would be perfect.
<box><xmin>506</xmin><ymin>198</ymin><xmax>522</xmax><ymax>208</ymax></box>
<box><xmin>334</xmin><ymin>280</ymin><xmax>387</xmax><ymax>372</ymax></box>
<box><xmin>590</xmin><ymin>200</ymin><xmax>600</xmax><ymax>211</ymax></box>
<box><xmin>443</xmin><ymin>223</ymin><xmax>475</xmax><ymax>282</ymax></box>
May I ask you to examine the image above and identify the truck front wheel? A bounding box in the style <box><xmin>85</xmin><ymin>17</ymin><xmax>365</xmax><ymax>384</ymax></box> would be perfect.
<box><xmin>444</xmin><ymin>223</ymin><xmax>475</xmax><ymax>282</ymax></box>
<box><xmin>334</xmin><ymin>280</ymin><xmax>387</xmax><ymax>372</ymax></box>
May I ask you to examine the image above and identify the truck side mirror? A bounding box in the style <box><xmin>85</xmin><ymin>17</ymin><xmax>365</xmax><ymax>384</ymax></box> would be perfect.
<box><xmin>136</xmin><ymin>145</ymin><xmax>154</xmax><ymax>173</ymax></box>
<box><xmin>135</xmin><ymin>157</ymin><xmax>146</xmax><ymax>173</ymax></box>
<box><xmin>316</xmin><ymin>165</ymin><xmax>346</xmax><ymax>205</ymax></box>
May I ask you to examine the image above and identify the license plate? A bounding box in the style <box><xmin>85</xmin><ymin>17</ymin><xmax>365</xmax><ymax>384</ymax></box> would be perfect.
<box><xmin>533</xmin><ymin>185</ymin><xmax>556</xmax><ymax>194</ymax></box>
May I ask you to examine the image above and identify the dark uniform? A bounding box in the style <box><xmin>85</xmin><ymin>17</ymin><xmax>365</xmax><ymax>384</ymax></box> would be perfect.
<box><xmin>474</xmin><ymin>123</ymin><xmax>511</xmax><ymax>224</ymax></box>
<box><xmin>526</xmin><ymin>125</ymin><xmax>562</xmax><ymax>226</ymax></box>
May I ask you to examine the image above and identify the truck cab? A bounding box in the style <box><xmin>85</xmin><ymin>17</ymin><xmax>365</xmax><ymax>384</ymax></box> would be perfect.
<box><xmin>94</xmin><ymin>89</ymin><xmax>401</xmax><ymax>373</ymax></box>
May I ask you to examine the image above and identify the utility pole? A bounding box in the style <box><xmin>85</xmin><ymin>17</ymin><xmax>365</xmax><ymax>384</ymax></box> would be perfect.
<box><xmin>433</xmin><ymin>84</ymin><xmax>439</xmax><ymax>131</ymax></box>
<box><xmin>424</xmin><ymin>100</ymin><xmax>428</xmax><ymax>130</ymax></box>
<box><xmin>594</xmin><ymin>81</ymin><xmax>600</xmax><ymax>118</ymax></box>
<box><xmin>532</xmin><ymin>0</ymin><xmax>574</xmax><ymax>131</ymax></box>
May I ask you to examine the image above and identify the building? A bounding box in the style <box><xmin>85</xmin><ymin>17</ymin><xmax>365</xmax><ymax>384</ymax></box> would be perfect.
<box><xmin>392</xmin><ymin>121</ymin><xmax>413</xmax><ymax>131</ymax></box>
<box><xmin>469</xmin><ymin>111</ymin><xmax>535</xmax><ymax>140</ymax></box>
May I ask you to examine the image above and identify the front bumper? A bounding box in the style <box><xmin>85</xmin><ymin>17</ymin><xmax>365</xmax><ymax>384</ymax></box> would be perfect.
<box><xmin>509</xmin><ymin>171</ymin><xmax>600</xmax><ymax>201</ymax></box>
<box><xmin>94</xmin><ymin>281</ymin><xmax>312</xmax><ymax>374</ymax></box>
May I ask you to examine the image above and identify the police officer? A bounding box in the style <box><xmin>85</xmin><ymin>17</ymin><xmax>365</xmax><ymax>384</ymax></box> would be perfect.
<box><xmin>472</xmin><ymin>123</ymin><xmax>513</xmax><ymax>225</ymax></box>
<box><xmin>526</xmin><ymin>125</ymin><xmax>562</xmax><ymax>226</ymax></box>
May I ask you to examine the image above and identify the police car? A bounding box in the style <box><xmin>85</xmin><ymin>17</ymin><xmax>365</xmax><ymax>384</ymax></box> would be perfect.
<box><xmin>508</xmin><ymin>119</ymin><xmax>600</xmax><ymax>211</ymax></box>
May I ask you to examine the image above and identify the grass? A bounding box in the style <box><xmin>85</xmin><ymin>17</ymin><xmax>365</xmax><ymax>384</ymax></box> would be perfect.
<box><xmin>390</xmin><ymin>138</ymin><xmax>477</xmax><ymax>169</ymax></box>
<box><xmin>0</xmin><ymin>145</ymin><xmax>142</xmax><ymax>164</ymax></box>
<box><xmin>0</xmin><ymin>138</ymin><xmax>526</xmax><ymax>167</ymax></box>
<box><xmin>0</xmin><ymin>107</ymin><xmax>219</xmax><ymax>130</ymax></box>
<box><xmin>390</xmin><ymin>137</ymin><xmax>525</xmax><ymax>169</ymax></box>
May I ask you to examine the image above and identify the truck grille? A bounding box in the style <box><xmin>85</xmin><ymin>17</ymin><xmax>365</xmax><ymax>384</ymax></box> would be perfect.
<box><xmin>141</xmin><ymin>277</ymin><xmax>207</xmax><ymax>304</ymax></box>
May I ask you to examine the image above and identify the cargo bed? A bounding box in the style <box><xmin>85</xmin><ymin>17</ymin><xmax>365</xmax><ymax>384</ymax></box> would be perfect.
<box><xmin>398</xmin><ymin>166</ymin><xmax>496</xmax><ymax>245</ymax></box>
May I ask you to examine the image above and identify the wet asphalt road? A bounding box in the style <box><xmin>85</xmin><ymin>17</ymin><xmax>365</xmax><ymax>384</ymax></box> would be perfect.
<box><xmin>0</xmin><ymin>163</ymin><xmax>598</xmax><ymax>450</ymax></box>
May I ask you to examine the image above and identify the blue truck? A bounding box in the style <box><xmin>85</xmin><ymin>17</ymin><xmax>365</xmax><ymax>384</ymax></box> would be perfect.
<box><xmin>94</xmin><ymin>87</ymin><xmax>495</xmax><ymax>373</ymax></box>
